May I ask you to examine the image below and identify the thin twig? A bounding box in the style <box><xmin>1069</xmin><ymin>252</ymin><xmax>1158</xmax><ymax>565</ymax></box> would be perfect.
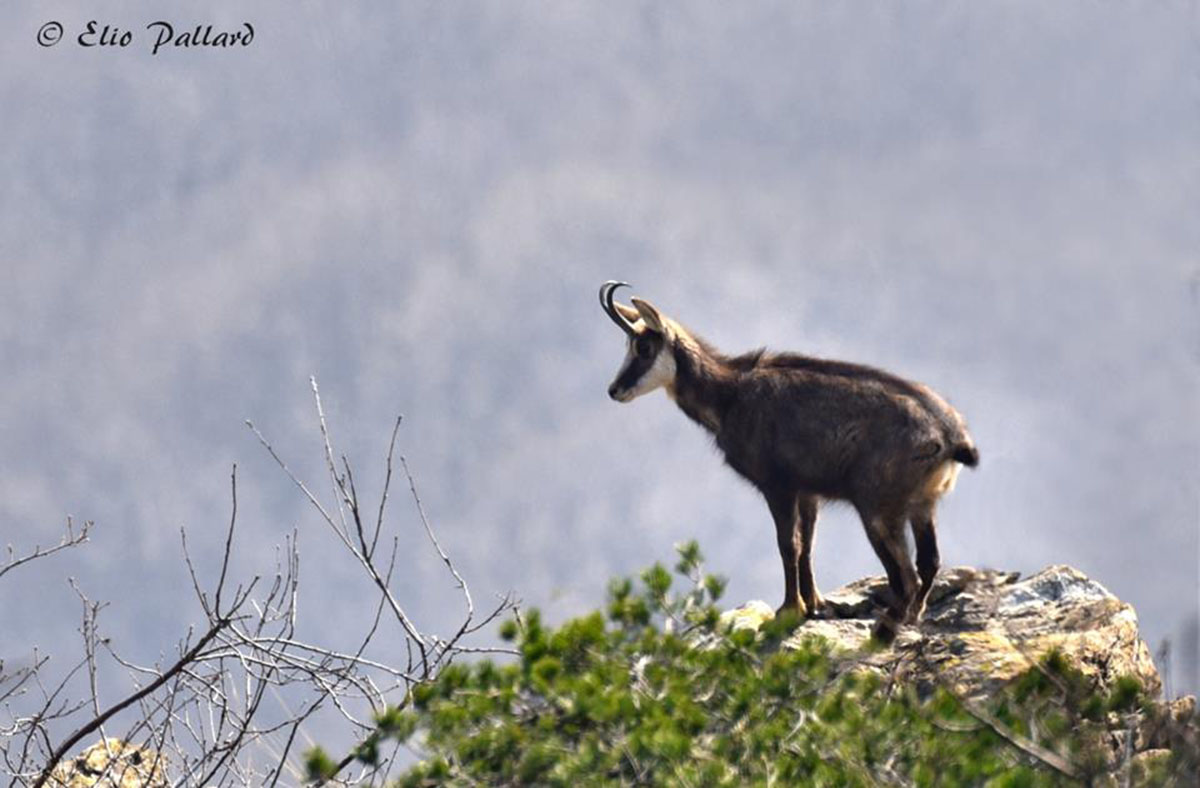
<box><xmin>400</xmin><ymin>455</ymin><xmax>474</xmax><ymax>623</ymax></box>
<box><xmin>213</xmin><ymin>466</ymin><xmax>239</xmax><ymax>615</ymax></box>
<box><xmin>0</xmin><ymin>519</ymin><xmax>92</xmax><ymax>582</ymax></box>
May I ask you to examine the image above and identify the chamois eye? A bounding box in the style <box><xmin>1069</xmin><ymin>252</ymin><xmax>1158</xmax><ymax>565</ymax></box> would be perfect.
<box><xmin>635</xmin><ymin>337</ymin><xmax>654</xmax><ymax>358</ymax></box>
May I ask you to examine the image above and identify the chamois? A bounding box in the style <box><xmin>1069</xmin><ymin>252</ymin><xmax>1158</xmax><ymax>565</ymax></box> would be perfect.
<box><xmin>599</xmin><ymin>281</ymin><xmax>979</xmax><ymax>641</ymax></box>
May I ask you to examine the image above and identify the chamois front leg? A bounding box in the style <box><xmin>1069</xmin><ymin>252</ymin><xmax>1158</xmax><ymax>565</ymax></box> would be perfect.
<box><xmin>766</xmin><ymin>491</ymin><xmax>805</xmax><ymax>619</ymax></box>
<box><xmin>796</xmin><ymin>495</ymin><xmax>824</xmax><ymax>617</ymax></box>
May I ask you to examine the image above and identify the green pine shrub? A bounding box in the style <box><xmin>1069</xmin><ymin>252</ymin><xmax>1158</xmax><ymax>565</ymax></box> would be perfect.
<box><xmin>309</xmin><ymin>542</ymin><xmax>1198</xmax><ymax>786</ymax></box>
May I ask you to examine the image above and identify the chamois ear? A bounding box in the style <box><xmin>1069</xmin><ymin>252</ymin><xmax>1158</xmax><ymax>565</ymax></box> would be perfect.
<box><xmin>630</xmin><ymin>298</ymin><xmax>666</xmax><ymax>333</ymax></box>
<box><xmin>614</xmin><ymin>302</ymin><xmax>642</xmax><ymax>325</ymax></box>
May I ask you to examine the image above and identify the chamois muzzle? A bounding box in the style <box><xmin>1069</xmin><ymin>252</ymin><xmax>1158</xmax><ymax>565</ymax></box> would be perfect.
<box><xmin>599</xmin><ymin>280</ymin><xmax>638</xmax><ymax>337</ymax></box>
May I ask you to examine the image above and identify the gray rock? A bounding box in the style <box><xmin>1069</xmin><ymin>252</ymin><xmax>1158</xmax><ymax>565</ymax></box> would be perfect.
<box><xmin>726</xmin><ymin>564</ymin><xmax>1162</xmax><ymax>702</ymax></box>
<box><xmin>723</xmin><ymin>565</ymin><xmax>1200</xmax><ymax>775</ymax></box>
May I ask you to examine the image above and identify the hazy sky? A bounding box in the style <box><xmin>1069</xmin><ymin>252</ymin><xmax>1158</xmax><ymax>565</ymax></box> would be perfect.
<box><xmin>3</xmin><ymin>0</ymin><xmax>1197</xmax><ymax>735</ymax></box>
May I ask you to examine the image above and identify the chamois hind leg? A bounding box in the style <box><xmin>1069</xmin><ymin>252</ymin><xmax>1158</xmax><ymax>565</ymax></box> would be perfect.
<box><xmin>861</xmin><ymin>512</ymin><xmax>917</xmax><ymax>643</ymax></box>
<box><xmin>908</xmin><ymin>508</ymin><xmax>940</xmax><ymax>624</ymax></box>
<box><xmin>765</xmin><ymin>490</ymin><xmax>804</xmax><ymax>619</ymax></box>
<box><xmin>796</xmin><ymin>495</ymin><xmax>823</xmax><ymax>616</ymax></box>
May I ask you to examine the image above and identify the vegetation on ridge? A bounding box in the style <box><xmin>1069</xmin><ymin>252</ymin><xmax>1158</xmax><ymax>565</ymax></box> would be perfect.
<box><xmin>307</xmin><ymin>543</ymin><xmax>1199</xmax><ymax>786</ymax></box>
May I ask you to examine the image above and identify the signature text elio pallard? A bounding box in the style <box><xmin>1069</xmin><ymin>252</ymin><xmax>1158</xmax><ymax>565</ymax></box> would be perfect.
<box><xmin>66</xmin><ymin>20</ymin><xmax>255</xmax><ymax>55</ymax></box>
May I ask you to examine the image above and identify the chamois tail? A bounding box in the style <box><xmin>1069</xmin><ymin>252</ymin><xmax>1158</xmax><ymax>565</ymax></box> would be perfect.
<box><xmin>953</xmin><ymin>443</ymin><xmax>980</xmax><ymax>468</ymax></box>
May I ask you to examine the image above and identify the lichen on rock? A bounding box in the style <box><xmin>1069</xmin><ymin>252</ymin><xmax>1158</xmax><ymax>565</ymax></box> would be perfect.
<box><xmin>722</xmin><ymin>564</ymin><xmax>1163</xmax><ymax>702</ymax></box>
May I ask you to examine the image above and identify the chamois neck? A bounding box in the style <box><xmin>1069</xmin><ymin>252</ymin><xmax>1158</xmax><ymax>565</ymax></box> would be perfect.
<box><xmin>668</xmin><ymin>335</ymin><xmax>739</xmax><ymax>435</ymax></box>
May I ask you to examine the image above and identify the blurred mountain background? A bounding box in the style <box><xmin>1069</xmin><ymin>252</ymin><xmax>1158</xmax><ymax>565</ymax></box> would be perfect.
<box><xmin>2</xmin><ymin>0</ymin><xmax>1196</xmax><ymax>715</ymax></box>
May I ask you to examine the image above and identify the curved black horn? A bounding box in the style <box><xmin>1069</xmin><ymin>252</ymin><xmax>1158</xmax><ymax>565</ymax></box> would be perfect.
<box><xmin>599</xmin><ymin>281</ymin><xmax>638</xmax><ymax>336</ymax></box>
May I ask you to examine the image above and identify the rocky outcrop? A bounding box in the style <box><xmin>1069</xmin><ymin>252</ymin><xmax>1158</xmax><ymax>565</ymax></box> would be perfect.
<box><xmin>722</xmin><ymin>564</ymin><xmax>1197</xmax><ymax>777</ymax></box>
<box><xmin>47</xmin><ymin>739</ymin><xmax>167</xmax><ymax>788</ymax></box>
<box><xmin>724</xmin><ymin>565</ymin><xmax>1162</xmax><ymax>701</ymax></box>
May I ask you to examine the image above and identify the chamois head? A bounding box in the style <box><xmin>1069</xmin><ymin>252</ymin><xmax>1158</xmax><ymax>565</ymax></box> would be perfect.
<box><xmin>599</xmin><ymin>281</ymin><xmax>678</xmax><ymax>402</ymax></box>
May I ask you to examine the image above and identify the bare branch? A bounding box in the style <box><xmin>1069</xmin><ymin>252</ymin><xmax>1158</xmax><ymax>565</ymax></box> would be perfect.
<box><xmin>245</xmin><ymin>418</ymin><xmax>429</xmax><ymax>652</ymax></box>
<box><xmin>3</xmin><ymin>385</ymin><xmax>506</xmax><ymax>787</ymax></box>
<box><xmin>0</xmin><ymin>518</ymin><xmax>92</xmax><ymax>582</ymax></box>
<box><xmin>31</xmin><ymin>617</ymin><xmax>231</xmax><ymax>788</ymax></box>
<box><xmin>310</xmin><ymin>377</ymin><xmax>352</xmax><ymax>541</ymax></box>
<box><xmin>373</xmin><ymin>416</ymin><xmax>403</xmax><ymax>561</ymax></box>
<box><xmin>400</xmin><ymin>455</ymin><xmax>474</xmax><ymax>624</ymax></box>
<box><xmin>213</xmin><ymin>465</ymin><xmax>239</xmax><ymax>615</ymax></box>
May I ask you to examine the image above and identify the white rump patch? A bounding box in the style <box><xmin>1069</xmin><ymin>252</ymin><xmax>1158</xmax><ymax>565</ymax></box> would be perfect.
<box><xmin>921</xmin><ymin>460</ymin><xmax>961</xmax><ymax>500</ymax></box>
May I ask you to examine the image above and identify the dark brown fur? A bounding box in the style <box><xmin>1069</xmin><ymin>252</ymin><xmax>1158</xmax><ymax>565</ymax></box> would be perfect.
<box><xmin>607</xmin><ymin>302</ymin><xmax>978</xmax><ymax>642</ymax></box>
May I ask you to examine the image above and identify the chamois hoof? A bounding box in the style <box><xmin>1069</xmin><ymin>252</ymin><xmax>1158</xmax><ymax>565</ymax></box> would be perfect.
<box><xmin>902</xmin><ymin>593</ymin><xmax>934</xmax><ymax>626</ymax></box>
<box><xmin>803</xmin><ymin>594</ymin><xmax>827</xmax><ymax>619</ymax></box>
<box><xmin>774</xmin><ymin>601</ymin><xmax>807</xmax><ymax>627</ymax></box>
<box><xmin>870</xmin><ymin>615</ymin><xmax>900</xmax><ymax>645</ymax></box>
